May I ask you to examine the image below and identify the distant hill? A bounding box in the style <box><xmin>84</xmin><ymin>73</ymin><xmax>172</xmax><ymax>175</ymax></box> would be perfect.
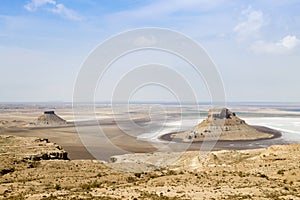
<box><xmin>36</xmin><ymin>111</ymin><xmax>66</xmax><ymax>126</ymax></box>
<box><xmin>173</xmin><ymin>108</ymin><xmax>278</xmax><ymax>141</ymax></box>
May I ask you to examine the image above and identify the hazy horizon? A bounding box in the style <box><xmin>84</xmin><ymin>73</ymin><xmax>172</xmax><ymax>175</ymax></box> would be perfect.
<box><xmin>1</xmin><ymin>100</ymin><xmax>300</xmax><ymax>105</ymax></box>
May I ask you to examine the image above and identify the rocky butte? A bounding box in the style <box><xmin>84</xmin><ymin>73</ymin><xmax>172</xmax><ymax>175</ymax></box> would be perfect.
<box><xmin>171</xmin><ymin>108</ymin><xmax>280</xmax><ymax>142</ymax></box>
<box><xmin>36</xmin><ymin>111</ymin><xmax>67</xmax><ymax>126</ymax></box>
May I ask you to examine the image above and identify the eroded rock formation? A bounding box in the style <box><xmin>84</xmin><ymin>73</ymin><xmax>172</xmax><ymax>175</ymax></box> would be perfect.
<box><xmin>36</xmin><ymin>111</ymin><xmax>66</xmax><ymax>126</ymax></box>
<box><xmin>174</xmin><ymin>108</ymin><xmax>276</xmax><ymax>141</ymax></box>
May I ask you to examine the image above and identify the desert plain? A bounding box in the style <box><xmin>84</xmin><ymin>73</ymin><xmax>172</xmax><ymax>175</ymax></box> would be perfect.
<box><xmin>0</xmin><ymin>103</ymin><xmax>300</xmax><ymax>199</ymax></box>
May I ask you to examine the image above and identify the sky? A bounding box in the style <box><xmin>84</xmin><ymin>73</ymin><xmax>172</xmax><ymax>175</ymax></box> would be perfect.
<box><xmin>0</xmin><ymin>0</ymin><xmax>299</xmax><ymax>103</ymax></box>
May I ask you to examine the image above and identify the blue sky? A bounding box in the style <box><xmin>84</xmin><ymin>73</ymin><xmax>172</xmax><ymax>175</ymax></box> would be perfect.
<box><xmin>0</xmin><ymin>0</ymin><xmax>299</xmax><ymax>102</ymax></box>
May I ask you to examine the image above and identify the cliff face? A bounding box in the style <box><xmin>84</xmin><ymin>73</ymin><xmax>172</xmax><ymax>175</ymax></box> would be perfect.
<box><xmin>0</xmin><ymin>135</ymin><xmax>68</xmax><ymax>163</ymax></box>
<box><xmin>175</xmin><ymin>108</ymin><xmax>275</xmax><ymax>141</ymax></box>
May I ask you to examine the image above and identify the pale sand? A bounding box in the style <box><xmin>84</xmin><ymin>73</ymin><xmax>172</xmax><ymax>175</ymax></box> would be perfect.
<box><xmin>160</xmin><ymin>125</ymin><xmax>282</xmax><ymax>142</ymax></box>
<box><xmin>0</xmin><ymin>123</ymin><xmax>284</xmax><ymax>161</ymax></box>
<box><xmin>0</xmin><ymin>125</ymin><xmax>157</xmax><ymax>160</ymax></box>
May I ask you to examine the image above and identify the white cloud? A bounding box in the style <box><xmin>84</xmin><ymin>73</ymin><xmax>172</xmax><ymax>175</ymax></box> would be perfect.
<box><xmin>24</xmin><ymin>0</ymin><xmax>81</xmax><ymax>21</ymax></box>
<box><xmin>24</xmin><ymin>0</ymin><xmax>56</xmax><ymax>11</ymax></box>
<box><xmin>280</xmin><ymin>35</ymin><xmax>300</xmax><ymax>49</ymax></box>
<box><xmin>251</xmin><ymin>35</ymin><xmax>300</xmax><ymax>54</ymax></box>
<box><xmin>234</xmin><ymin>6</ymin><xmax>299</xmax><ymax>55</ymax></box>
<box><xmin>234</xmin><ymin>7</ymin><xmax>265</xmax><ymax>41</ymax></box>
<box><xmin>48</xmin><ymin>3</ymin><xmax>82</xmax><ymax>21</ymax></box>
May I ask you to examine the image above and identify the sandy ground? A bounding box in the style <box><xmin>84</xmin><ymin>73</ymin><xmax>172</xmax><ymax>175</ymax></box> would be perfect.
<box><xmin>1</xmin><ymin>104</ymin><xmax>300</xmax><ymax>199</ymax></box>
<box><xmin>0</xmin><ymin>104</ymin><xmax>295</xmax><ymax>161</ymax></box>
<box><xmin>1</xmin><ymin>135</ymin><xmax>300</xmax><ymax>199</ymax></box>
<box><xmin>0</xmin><ymin>125</ymin><xmax>159</xmax><ymax>160</ymax></box>
<box><xmin>0</xmin><ymin>123</ymin><xmax>286</xmax><ymax>162</ymax></box>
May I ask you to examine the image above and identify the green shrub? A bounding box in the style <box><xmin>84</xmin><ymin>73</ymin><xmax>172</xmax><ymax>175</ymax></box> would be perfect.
<box><xmin>54</xmin><ymin>184</ymin><xmax>61</xmax><ymax>190</ymax></box>
<box><xmin>277</xmin><ymin>170</ymin><xmax>285</xmax><ymax>175</ymax></box>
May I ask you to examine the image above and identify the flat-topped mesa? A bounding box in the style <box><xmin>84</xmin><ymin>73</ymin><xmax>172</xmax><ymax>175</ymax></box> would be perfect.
<box><xmin>208</xmin><ymin>108</ymin><xmax>234</xmax><ymax>120</ymax></box>
<box><xmin>172</xmin><ymin>108</ymin><xmax>275</xmax><ymax>142</ymax></box>
<box><xmin>36</xmin><ymin>111</ymin><xmax>66</xmax><ymax>126</ymax></box>
<box><xmin>44</xmin><ymin>111</ymin><xmax>55</xmax><ymax>115</ymax></box>
<box><xmin>203</xmin><ymin>108</ymin><xmax>245</xmax><ymax>126</ymax></box>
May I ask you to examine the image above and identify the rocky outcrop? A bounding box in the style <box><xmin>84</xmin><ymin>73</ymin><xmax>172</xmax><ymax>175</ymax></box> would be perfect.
<box><xmin>0</xmin><ymin>135</ymin><xmax>69</xmax><ymax>162</ymax></box>
<box><xmin>0</xmin><ymin>135</ymin><xmax>69</xmax><ymax>183</ymax></box>
<box><xmin>25</xmin><ymin>149</ymin><xmax>69</xmax><ymax>161</ymax></box>
<box><xmin>36</xmin><ymin>111</ymin><xmax>66</xmax><ymax>126</ymax></box>
<box><xmin>173</xmin><ymin>108</ymin><xmax>276</xmax><ymax>141</ymax></box>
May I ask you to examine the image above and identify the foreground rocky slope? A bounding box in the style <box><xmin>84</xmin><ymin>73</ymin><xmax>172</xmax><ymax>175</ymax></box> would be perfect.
<box><xmin>0</xmin><ymin>135</ymin><xmax>300</xmax><ymax>199</ymax></box>
<box><xmin>0</xmin><ymin>135</ymin><xmax>68</xmax><ymax>161</ymax></box>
